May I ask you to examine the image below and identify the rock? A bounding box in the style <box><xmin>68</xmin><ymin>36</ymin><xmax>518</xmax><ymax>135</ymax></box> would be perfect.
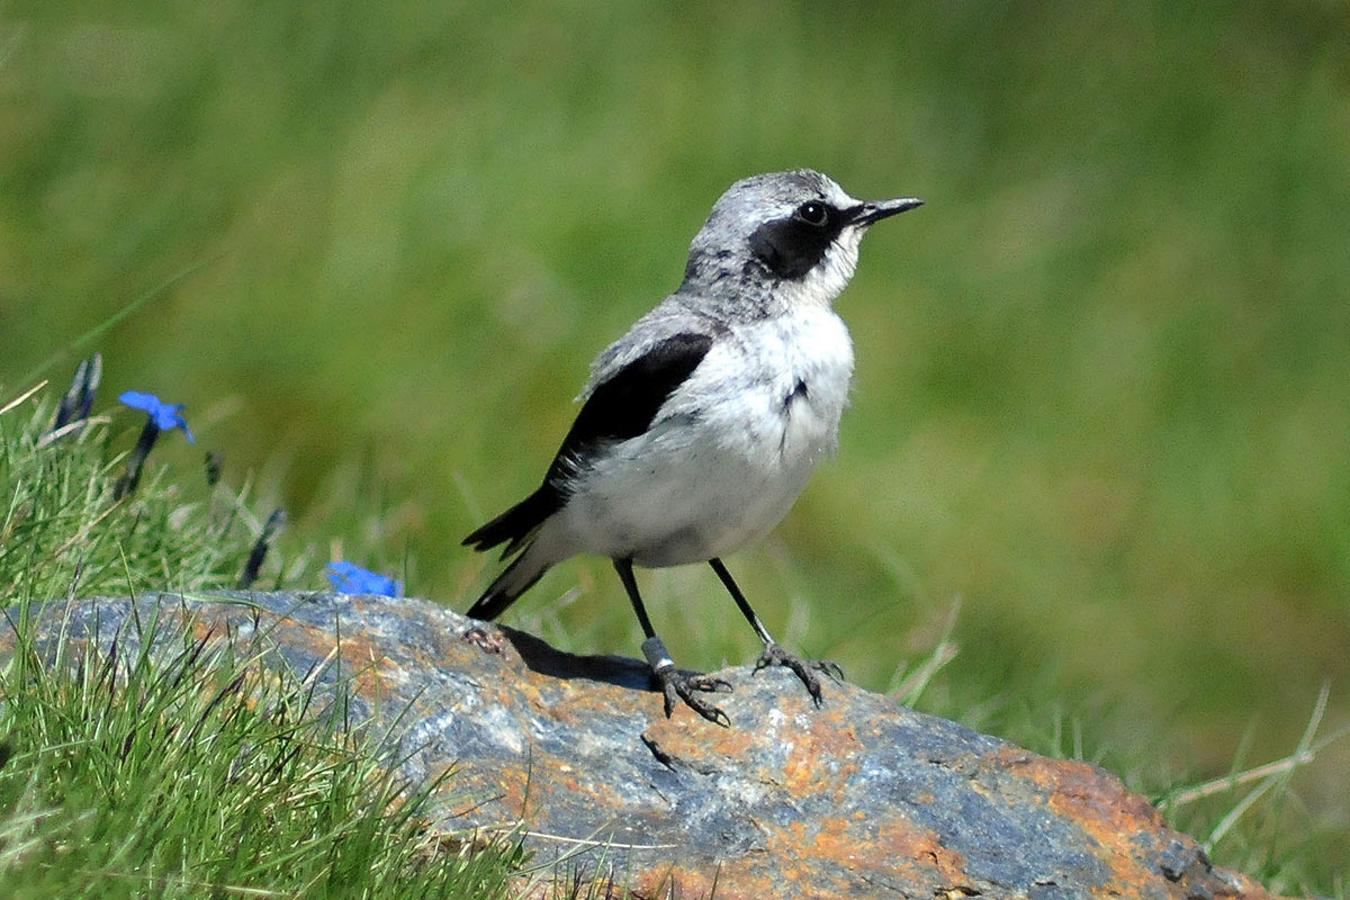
<box><xmin>2</xmin><ymin>591</ymin><xmax>1281</xmax><ymax>899</ymax></box>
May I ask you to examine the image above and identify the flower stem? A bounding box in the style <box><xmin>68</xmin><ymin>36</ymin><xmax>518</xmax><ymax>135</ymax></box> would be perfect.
<box><xmin>114</xmin><ymin>421</ymin><xmax>161</xmax><ymax>499</ymax></box>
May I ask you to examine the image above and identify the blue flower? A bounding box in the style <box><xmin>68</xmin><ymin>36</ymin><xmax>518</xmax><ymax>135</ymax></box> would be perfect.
<box><xmin>119</xmin><ymin>391</ymin><xmax>196</xmax><ymax>443</ymax></box>
<box><xmin>326</xmin><ymin>561</ymin><xmax>402</xmax><ymax>598</ymax></box>
<box><xmin>113</xmin><ymin>389</ymin><xmax>197</xmax><ymax>499</ymax></box>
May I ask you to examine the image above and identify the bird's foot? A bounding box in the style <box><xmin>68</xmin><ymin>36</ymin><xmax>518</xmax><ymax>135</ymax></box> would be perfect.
<box><xmin>642</xmin><ymin>636</ymin><xmax>732</xmax><ymax>726</ymax></box>
<box><xmin>654</xmin><ymin>667</ymin><xmax>733</xmax><ymax>727</ymax></box>
<box><xmin>753</xmin><ymin>643</ymin><xmax>844</xmax><ymax>707</ymax></box>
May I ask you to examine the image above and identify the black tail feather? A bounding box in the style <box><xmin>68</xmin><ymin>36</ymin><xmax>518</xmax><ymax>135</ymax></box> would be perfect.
<box><xmin>462</xmin><ymin>486</ymin><xmax>559</xmax><ymax>558</ymax></box>
<box><xmin>465</xmin><ymin>551</ymin><xmax>549</xmax><ymax>621</ymax></box>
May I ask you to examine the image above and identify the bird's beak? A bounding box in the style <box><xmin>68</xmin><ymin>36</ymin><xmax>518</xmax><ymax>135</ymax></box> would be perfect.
<box><xmin>851</xmin><ymin>197</ymin><xmax>924</xmax><ymax>227</ymax></box>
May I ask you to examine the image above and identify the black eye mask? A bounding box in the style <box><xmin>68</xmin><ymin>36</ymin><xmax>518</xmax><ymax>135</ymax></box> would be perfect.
<box><xmin>747</xmin><ymin>204</ymin><xmax>844</xmax><ymax>280</ymax></box>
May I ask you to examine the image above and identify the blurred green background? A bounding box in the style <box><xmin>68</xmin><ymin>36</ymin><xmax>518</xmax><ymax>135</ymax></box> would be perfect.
<box><xmin>3</xmin><ymin>0</ymin><xmax>1348</xmax><ymax>887</ymax></box>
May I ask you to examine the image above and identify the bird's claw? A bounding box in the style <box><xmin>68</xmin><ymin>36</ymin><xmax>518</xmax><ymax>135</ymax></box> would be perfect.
<box><xmin>818</xmin><ymin>659</ymin><xmax>846</xmax><ymax>683</ymax></box>
<box><xmin>753</xmin><ymin>644</ymin><xmax>844</xmax><ymax>707</ymax></box>
<box><xmin>655</xmin><ymin>669</ymin><xmax>732</xmax><ymax>727</ymax></box>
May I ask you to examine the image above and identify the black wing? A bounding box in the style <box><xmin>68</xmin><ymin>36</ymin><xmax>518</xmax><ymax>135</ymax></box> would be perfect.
<box><xmin>462</xmin><ymin>331</ymin><xmax>715</xmax><ymax>555</ymax></box>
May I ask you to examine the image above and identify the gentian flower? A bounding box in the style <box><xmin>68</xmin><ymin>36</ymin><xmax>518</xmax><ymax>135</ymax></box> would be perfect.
<box><xmin>326</xmin><ymin>561</ymin><xmax>402</xmax><ymax>598</ymax></box>
<box><xmin>50</xmin><ymin>353</ymin><xmax>103</xmax><ymax>437</ymax></box>
<box><xmin>119</xmin><ymin>391</ymin><xmax>196</xmax><ymax>443</ymax></box>
<box><xmin>114</xmin><ymin>390</ymin><xmax>195</xmax><ymax>499</ymax></box>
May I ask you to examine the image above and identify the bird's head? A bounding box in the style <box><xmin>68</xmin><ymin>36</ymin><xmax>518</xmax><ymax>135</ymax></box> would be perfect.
<box><xmin>682</xmin><ymin>169</ymin><xmax>922</xmax><ymax>308</ymax></box>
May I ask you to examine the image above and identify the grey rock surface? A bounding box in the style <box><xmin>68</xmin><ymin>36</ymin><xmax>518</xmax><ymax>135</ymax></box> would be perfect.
<box><xmin>2</xmin><ymin>591</ymin><xmax>1280</xmax><ymax>899</ymax></box>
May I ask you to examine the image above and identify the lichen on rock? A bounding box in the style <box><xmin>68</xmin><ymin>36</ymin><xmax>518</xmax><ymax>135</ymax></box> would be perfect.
<box><xmin>2</xmin><ymin>591</ymin><xmax>1279</xmax><ymax>899</ymax></box>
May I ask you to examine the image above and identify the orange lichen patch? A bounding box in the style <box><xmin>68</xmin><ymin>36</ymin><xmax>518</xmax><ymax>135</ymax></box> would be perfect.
<box><xmin>187</xmin><ymin>616</ymin><xmax>215</xmax><ymax>642</ymax></box>
<box><xmin>651</xmin><ymin>858</ymin><xmax>837</xmax><ymax>900</ymax></box>
<box><xmin>878</xmin><ymin>819</ymin><xmax>967</xmax><ymax>883</ymax></box>
<box><xmin>995</xmin><ymin>747</ymin><xmax>1276</xmax><ymax>899</ymax></box>
<box><xmin>625</xmin><ymin>865</ymin><xmax>724</xmax><ymax>900</ymax></box>
<box><xmin>641</xmin><ymin>712</ymin><xmax>759</xmax><ymax>764</ymax></box>
<box><xmin>790</xmin><ymin>811</ymin><xmax>968</xmax><ymax>887</ymax></box>
<box><xmin>326</xmin><ymin>630</ymin><xmax>385</xmax><ymax>666</ymax></box>
<box><xmin>734</xmin><ymin>814</ymin><xmax>951</xmax><ymax>897</ymax></box>
<box><xmin>466</xmin><ymin>744</ymin><xmax>642</xmax><ymax>826</ymax></box>
<box><xmin>485</xmin><ymin>761</ymin><xmax>532</xmax><ymax>816</ymax></box>
<box><xmin>261</xmin><ymin>626</ymin><xmax>398</xmax><ymax>700</ymax></box>
<box><xmin>809</xmin><ymin>814</ymin><xmax>859</xmax><ymax>859</ymax></box>
<box><xmin>996</xmin><ymin>747</ymin><xmax>1153</xmax><ymax>822</ymax></box>
<box><xmin>779</xmin><ymin>720</ymin><xmax>863</xmax><ymax>798</ymax></box>
<box><xmin>1048</xmin><ymin>758</ymin><xmax>1163</xmax><ymax>835</ymax></box>
<box><xmin>997</xmin><ymin>748</ymin><xmax>1165</xmax><ymax>887</ymax></box>
<box><xmin>522</xmin><ymin>682</ymin><xmax>640</xmax><ymax>736</ymax></box>
<box><xmin>643</xmin><ymin>691</ymin><xmax>866</xmax><ymax>801</ymax></box>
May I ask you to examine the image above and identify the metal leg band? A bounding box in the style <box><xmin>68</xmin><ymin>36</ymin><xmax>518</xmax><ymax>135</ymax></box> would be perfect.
<box><xmin>641</xmin><ymin>636</ymin><xmax>676</xmax><ymax>673</ymax></box>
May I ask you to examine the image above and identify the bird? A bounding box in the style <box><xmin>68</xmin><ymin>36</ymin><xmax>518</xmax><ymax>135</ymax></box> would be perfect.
<box><xmin>463</xmin><ymin>169</ymin><xmax>922</xmax><ymax>725</ymax></box>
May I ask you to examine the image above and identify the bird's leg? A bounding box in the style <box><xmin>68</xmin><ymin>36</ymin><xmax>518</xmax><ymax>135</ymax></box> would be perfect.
<box><xmin>708</xmin><ymin>558</ymin><xmax>844</xmax><ymax>707</ymax></box>
<box><xmin>614</xmin><ymin>559</ymin><xmax>731</xmax><ymax>726</ymax></box>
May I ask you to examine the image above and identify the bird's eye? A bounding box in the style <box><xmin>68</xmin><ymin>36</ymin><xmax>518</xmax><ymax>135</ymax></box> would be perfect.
<box><xmin>795</xmin><ymin>201</ymin><xmax>829</xmax><ymax>227</ymax></box>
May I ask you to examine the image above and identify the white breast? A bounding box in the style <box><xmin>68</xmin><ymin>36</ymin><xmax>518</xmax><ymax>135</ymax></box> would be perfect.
<box><xmin>759</xmin><ymin>309</ymin><xmax>855</xmax><ymax>468</ymax></box>
<box><xmin>555</xmin><ymin>307</ymin><xmax>854</xmax><ymax>568</ymax></box>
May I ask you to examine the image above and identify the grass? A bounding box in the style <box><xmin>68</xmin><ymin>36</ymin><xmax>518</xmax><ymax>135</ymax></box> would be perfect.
<box><xmin>2</xmin><ymin>1</ymin><xmax>1347</xmax><ymax>893</ymax></box>
<box><xmin>0</xmin><ymin>385</ymin><xmax>523</xmax><ymax>897</ymax></box>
